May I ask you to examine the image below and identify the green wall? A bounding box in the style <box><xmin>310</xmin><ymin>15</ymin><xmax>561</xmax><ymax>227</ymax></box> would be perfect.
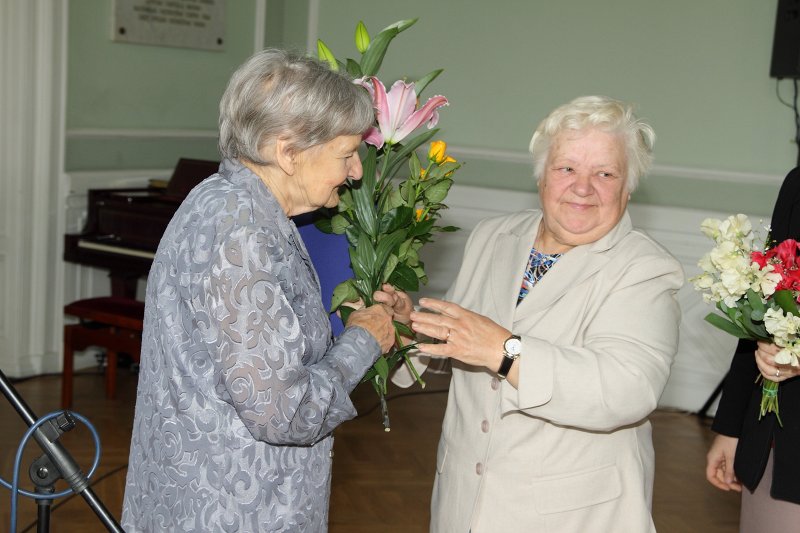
<box><xmin>314</xmin><ymin>0</ymin><xmax>793</xmax><ymax>215</ymax></box>
<box><xmin>65</xmin><ymin>0</ymin><xmax>795</xmax><ymax>215</ymax></box>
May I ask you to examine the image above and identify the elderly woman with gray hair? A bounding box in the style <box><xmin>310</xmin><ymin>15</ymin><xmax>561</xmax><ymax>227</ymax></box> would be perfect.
<box><xmin>121</xmin><ymin>49</ymin><xmax>402</xmax><ymax>532</ymax></box>
<box><xmin>404</xmin><ymin>96</ymin><xmax>684</xmax><ymax>532</ymax></box>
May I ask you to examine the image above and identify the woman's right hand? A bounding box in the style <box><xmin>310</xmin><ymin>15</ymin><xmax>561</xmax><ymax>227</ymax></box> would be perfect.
<box><xmin>346</xmin><ymin>304</ymin><xmax>395</xmax><ymax>353</ymax></box>
<box><xmin>705</xmin><ymin>434</ymin><xmax>741</xmax><ymax>492</ymax></box>
<box><xmin>755</xmin><ymin>340</ymin><xmax>800</xmax><ymax>382</ymax></box>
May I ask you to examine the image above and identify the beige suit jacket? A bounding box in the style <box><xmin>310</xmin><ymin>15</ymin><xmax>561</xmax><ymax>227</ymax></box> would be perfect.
<box><xmin>425</xmin><ymin>209</ymin><xmax>683</xmax><ymax>533</ymax></box>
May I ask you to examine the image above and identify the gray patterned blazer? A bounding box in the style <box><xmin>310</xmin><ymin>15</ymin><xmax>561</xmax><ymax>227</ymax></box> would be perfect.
<box><xmin>121</xmin><ymin>158</ymin><xmax>380</xmax><ymax>532</ymax></box>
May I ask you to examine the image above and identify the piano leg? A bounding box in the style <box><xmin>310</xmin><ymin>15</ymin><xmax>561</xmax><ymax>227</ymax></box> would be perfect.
<box><xmin>106</xmin><ymin>348</ymin><xmax>118</xmax><ymax>400</ymax></box>
<box><xmin>61</xmin><ymin>325</ymin><xmax>76</xmax><ymax>409</ymax></box>
<box><xmin>110</xmin><ymin>272</ymin><xmax>139</xmax><ymax>299</ymax></box>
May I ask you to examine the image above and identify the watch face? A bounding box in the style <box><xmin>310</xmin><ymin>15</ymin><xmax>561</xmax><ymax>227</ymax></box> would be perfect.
<box><xmin>504</xmin><ymin>336</ymin><xmax>522</xmax><ymax>356</ymax></box>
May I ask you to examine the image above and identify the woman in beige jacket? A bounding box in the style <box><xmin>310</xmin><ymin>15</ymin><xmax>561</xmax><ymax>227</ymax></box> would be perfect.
<box><xmin>408</xmin><ymin>96</ymin><xmax>683</xmax><ymax>533</ymax></box>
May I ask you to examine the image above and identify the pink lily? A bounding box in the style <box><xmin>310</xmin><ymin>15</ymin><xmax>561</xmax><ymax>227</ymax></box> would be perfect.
<box><xmin>356</xmin><ymin>76</ymin><xmax>448</xmax><ymax>149</ymax></box>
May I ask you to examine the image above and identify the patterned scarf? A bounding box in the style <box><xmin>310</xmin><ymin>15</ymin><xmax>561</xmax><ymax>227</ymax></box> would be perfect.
<box><xmin>517</xmin><ymin>247</ymin><xmax>562</xmax><ymax>304</ymax></box>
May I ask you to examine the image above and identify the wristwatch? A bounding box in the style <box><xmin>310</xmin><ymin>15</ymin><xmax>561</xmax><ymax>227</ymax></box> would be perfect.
<box><xmin>497</xmin><ymin>334</ymin><xmax>522</xmax><ymax>380</ymax></box>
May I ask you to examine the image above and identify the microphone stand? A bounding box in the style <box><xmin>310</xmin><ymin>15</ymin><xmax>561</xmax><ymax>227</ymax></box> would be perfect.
<box><xmin>0</xmin><ymin>369</ymin><xmax>123</xmax><ymax>532</ymax></box>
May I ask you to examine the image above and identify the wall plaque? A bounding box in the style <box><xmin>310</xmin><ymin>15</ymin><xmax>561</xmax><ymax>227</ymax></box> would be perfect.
<box><xmin>112</xmin><ymin>0</ymin><xmax>226</xmax><ymax>51</ymax></box>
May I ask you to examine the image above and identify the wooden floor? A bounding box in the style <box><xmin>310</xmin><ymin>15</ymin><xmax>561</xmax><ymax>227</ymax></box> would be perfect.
<box><xmin>0</xmin><ymin>367</ymin><xmax>741</xmax><ymax>532</ymax></box>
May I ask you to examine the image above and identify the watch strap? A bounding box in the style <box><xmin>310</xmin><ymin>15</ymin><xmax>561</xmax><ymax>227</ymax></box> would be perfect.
<box><xmin>497</xmin><ymin>353</ymin><xmax>517</xmax><ymax>380</ymax></box>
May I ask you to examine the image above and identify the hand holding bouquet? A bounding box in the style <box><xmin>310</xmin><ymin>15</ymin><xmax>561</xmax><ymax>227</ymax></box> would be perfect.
<box><xmin>691</xmin><ymin>214</ymin><xmax>800</xmax><ymax>424</ymax></box>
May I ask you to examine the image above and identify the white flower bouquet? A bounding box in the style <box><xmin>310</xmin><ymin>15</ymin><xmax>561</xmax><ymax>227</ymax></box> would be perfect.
<box><xmin>691</xmin><ymin>214</ymin><xmax>800</xmax><ymax>423</ymax></box>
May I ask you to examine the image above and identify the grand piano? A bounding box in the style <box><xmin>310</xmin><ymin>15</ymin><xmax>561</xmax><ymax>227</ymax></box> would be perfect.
<box><xmin>64</xmin><ymin>158</ymin><xmax>221</xmax><ymax>298</ymax></box>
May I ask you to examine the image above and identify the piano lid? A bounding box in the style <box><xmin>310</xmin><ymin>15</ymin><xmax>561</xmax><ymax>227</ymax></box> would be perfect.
<box><xmin>64</xmin><ymin>157</ymin><xmax>221</xmax><ymax>298</ymax></box>
<box><xmin>164</xmin><ymin>158</ymin><xmax>222</xmax><ymax>199</ymax></box>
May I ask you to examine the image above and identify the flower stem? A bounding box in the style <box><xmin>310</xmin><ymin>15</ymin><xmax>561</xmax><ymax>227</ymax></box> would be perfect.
<box><xmin>394</xmin><ymin>328</ymin><xmax>426</xmax><ymax>388</ymax></box>
<box><xmin>759</xmin><ymin>378</ymin><xmax>783</xmax><ymax>426</ymax></box>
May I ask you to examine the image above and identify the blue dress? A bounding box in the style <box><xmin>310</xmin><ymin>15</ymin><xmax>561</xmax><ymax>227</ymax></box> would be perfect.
<box><xmin>121</xmin><ymin>158</ymin><xmax>380</xmax><ymax>532</ymax></box>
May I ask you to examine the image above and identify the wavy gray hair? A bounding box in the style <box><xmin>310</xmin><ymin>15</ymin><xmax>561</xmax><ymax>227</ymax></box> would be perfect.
<box><xmin>218</xmin><ymin>49</ymin><xmax>374</xmax><ymax>165</ymax></box>
<box><xmin>529</xmin><ymin>96</ymin><xmax>655</xmax><ymax>192</ymax></box>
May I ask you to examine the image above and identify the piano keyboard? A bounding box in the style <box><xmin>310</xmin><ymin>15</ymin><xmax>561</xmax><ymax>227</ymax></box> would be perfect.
<box><xmin>77</xmin><ymin>239</ymin><xmax>156</xmax><ymax>260</ymax></box>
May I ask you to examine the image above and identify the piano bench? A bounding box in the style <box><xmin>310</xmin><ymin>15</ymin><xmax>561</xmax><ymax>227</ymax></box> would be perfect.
<box><xmin>61</xmin><ymin>297</ymin><xmax>145</xmax><ymax>409</ymax></box>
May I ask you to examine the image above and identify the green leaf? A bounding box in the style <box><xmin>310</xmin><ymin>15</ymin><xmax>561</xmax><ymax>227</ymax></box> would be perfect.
<box><xmin>316</xmin><ymin>40</ymin><xmax>338</xmax><ymax>71</ymax></box>
<box><xmin>351</xmin><ymin>149</ymin><xmax>378</xmax><ymax>238</ymax></box>
<box><xmin>428</xmin><ymin>160</ymin><xmax>461</xmax><ymax>180</ymax></box>
<box><xmin>409</xmin><ymin>152</ymin><xmax>421</xmax><ymax>178</ymax></box>
<box><xmin>393</xmin><ymin>320</ymin><xmax>414</xmax><ymax>337</ymax></box>
<box><xmin>414</xmin><ymin>69</ymin><xmax>443</xmax><ymax>97</ymax></box>
<box><xmin>360</xmin><ymin>18</ymin><xmax>418</xmax><ymax>76</ymax></box>
<box><xmin>339</xmin><ymin>305</ymin><xmax>354</xmax><ymax>326</ymax></box>
<box><xmin>736</xmin><ymin>308</ymin><xmax>770</xmax><ymax>340</ymax></box>
<box><xmin>330</xmin><ymin>280</ymin><xmax>359</xmax><ymax>312</ymax></box>
<box><xmin>705</xmin><ymin>313</ymin><xmax>752</xmax><ymax>339</ymax></box>
<box><xmin>373</xmin><ymin>356</ymin><xmax>390</xmax><ymax>384</ymax></box>
<box><xmin>385</xmin><ymin>188</ymin><xmax>405</xmax><ymax>211</ymax></box>
<box><xmin>746</xmin><ymin>289</ymin><xmax>766</xmax><ymax>314</ymax></box>
<box><xmin>404</xmin><ymin>246</ymin><xmax>419</xmax><ymax>266</ymax></box>
<box><xmin>399</xmin><ymin>181</ymin><xmax>413</xmax><ymax>203</ymax></box>
<box><xmin>314</xmin><ymin>217</ymin><xmax>333</xmax><ymax>234</ymax></box>
<box><xmin>361</xmin><ymin>144</ymin><xmax>378</xmax><ymax>191</ymax></box>
<box><xmin>384</xmin><ymin>18</ymin><xmax>418</xmax><ymax>33</ymax></box>
<box><xmin>382</xmin><ymin>254</ymin><xmax>399</xmax><ymax>283</ymax></box>
<box><xmin>354</xmin><ymin>21</ymin><xmax>370</xmax><ymax>54</ymax></box>
<box><xmin>350</xmin><ymin>236</ymin><xmax>377</xmax><ymax>283</ymax></box>
<box><xmin>345</xmin><ymin>226</ymin><xmax>361</xmax><ymax>248</ymax></box>
<box><xmin>331</xmin><ymin>214</ymin><xmax>350</xmax><ymax>234</ymax></box>
<box><xmin>337</xmin><ymin>186</ymin><xmax>354</xmax><ymax>210</ymax></box>
<box><xmin>345</xmin><ymin>58</ymin><xmax>363</xmax><ymax>78</ymax></box>
<box><xmin>389</xmin><ymin>262</ymin><xmax>419</xmax><ymax>292</ymax></box>
<box><xmin>375</xmin><ymin>230</ymin><xmax>406</xmax><ymax>269</ymax></box>
<box><xmin>353</xmin><ymin>278</ymin><xmax>373</xmax><ymax>303</ymax></box>
<box><xmin>410</xmin><ymin>218</ymin><xmax>436</xmax><ymax>238</ymax></box>
<box><xmin>385</xmin><ymin>129</ymin><xmax>439</xmax><ymax>180</ymax></box>
<box><xmin>379</xmin><ymin>206</ymin><xmax>414</xmax><ymax>234</ymax></box>
<box><xmin>438</xmin><ymin>225</ymin><xmax>459</xmax><ymax>232</ymax></box>
<box><xmin>773</xmin><ymin>290</ymin><xmax>800</xmax><ymax>316</ymax></box>
<box><xmin>424</xmin><ymin>178</ymin><xmax>453</xmax><ymax>203</ymax></box>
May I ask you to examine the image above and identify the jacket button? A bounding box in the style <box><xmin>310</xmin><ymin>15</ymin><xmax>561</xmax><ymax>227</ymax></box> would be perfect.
<box><xmin>481</xmin><ymin>420</ymin><xmax>489</xmax><ymax>433</ymax></box>
<box><xmin>490</xmin><ymin>377</ymin><xmax>499</xmax><ymax>390</ymax></box>
<box><xmin>476</xmin><ymin>463</ymin><xmax>484</xmax><ymax>475</ymax></box>
<box><xmin>329</xmin><ymin>450</ymin><xmax>334</xmax><ymax>458</ymax></box>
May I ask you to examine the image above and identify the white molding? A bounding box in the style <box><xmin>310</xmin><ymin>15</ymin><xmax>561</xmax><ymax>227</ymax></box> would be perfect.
<box><xmin>254</xmin><ymin>0</ymin><xmax>266</xmax><ymax>52</ymax></box>
<box><xmin>447</xmin><ymin>144</ymin><xmax>784</xmax><ymax>186</ymax></box>
<box><xmin>66</xmin><ymin>128</ymin><xmax>218</xmax><ymax>140</ymax></box>
<box><xmin>306</xmin><ymin>0</ymin><xmax>320</xmax><ymax>54</ymax></box>
<box><xmin>62</xmin><ymin>132</ymin><xmax>782</xmax><ymax>187</ymax></box>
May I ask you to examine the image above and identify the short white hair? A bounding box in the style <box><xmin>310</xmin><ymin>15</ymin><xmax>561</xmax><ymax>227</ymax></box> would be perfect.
<box><xmin>529</xmin><ymin>96</ymin><xmax>655</xmax><ymax>192</ymax></box>
<box><xmin>218</xmin><ymin>49</ymin><xmax>374</xmax><ymax>165</ymax></box>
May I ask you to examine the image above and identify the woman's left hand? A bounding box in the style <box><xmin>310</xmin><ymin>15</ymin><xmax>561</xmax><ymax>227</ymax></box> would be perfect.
<box><xmin>410</xmin><ymin>297</ymin><xmax>510</xmax><ymax>371</ymax></box>
<box><xmin>755</xmin><ymin>340</ymin><xmax>800</xmax><ymax>382</ymax></box>
<box><xmin>372</xmin><ymin>284</ymin><xmax>413</xmax><ymax>325</ymax></box>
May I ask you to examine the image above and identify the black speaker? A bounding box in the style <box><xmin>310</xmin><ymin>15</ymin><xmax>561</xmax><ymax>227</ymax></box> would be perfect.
<box><xmin>771</xmin><ymin>0</ymin><xmax>800</xmax><ymax>78</ymax></box>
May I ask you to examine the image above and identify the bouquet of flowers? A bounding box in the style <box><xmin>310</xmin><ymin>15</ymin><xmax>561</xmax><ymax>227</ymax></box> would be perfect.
<box><xmin>316</xmin><ymin>19</ymin><xmax>461</xmax><ymax>430</ymax></box>
<box><xmin>691</xmin><ymin>214</ymin><xmax>800</xmax><ymax>424</ymax></box>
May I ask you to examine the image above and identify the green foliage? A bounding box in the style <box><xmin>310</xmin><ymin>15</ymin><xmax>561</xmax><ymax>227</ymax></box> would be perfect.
<box><xmin>318</xmin><ymin>18</ymin><xmax>461</xmax><ymax>429</ymax></box>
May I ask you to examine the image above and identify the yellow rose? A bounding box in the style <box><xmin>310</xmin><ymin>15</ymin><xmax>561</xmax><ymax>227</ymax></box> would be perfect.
<box><xmin>428</xmin><ymin>140</ymin><xmax>447</xmax><ymax>164</ymax></box>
